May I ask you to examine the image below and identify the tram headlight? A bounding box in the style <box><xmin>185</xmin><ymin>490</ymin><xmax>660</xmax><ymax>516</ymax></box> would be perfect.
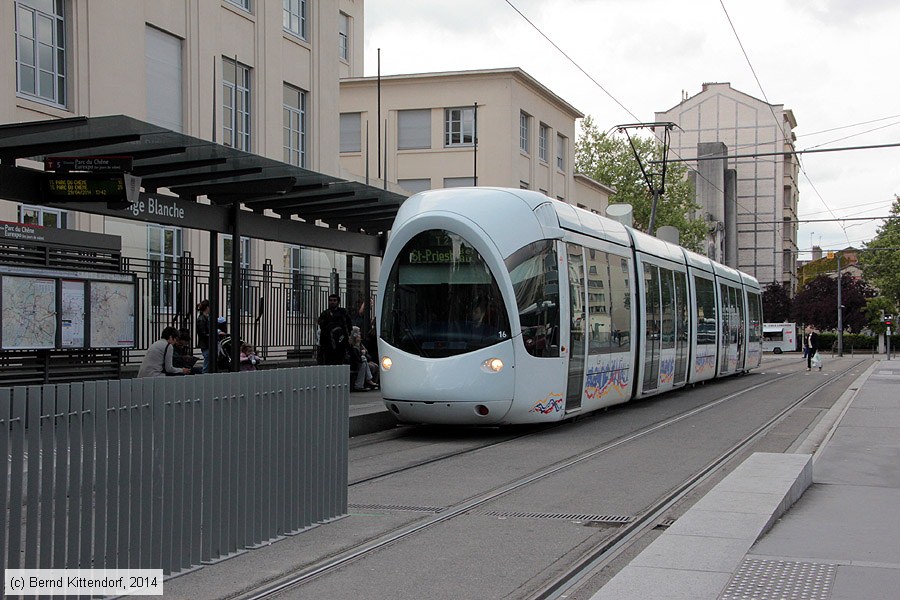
<box><xmin>381</xmin><ymin>356</ymin><xmax>393</xmax><ymax>371</ymax></box>
<box><xmin>482</xmin><ymin>358</ymin><xmax>504</xmax><ymax>373</ymax></box>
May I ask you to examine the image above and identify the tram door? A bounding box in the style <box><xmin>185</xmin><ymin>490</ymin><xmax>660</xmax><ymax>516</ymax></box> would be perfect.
<box><xmin>642</xmin><ymin>263</ymin><xmax>661</xmax><ymax>392</ymax></box>
<box><xmin>565</xmin><ymin>243</ymin><xmax>586</xmax><ymax>411</ymax></box>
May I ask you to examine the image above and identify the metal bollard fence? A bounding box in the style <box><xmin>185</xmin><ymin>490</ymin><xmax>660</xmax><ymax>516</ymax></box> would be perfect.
<box><xmin>0</xmin><ymin>366</ymin><xmax>349</xmax><ymax>583</ymax></box>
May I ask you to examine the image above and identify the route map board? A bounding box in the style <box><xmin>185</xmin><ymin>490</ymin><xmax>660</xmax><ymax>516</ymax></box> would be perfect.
<box><xmin>0</xmin><ymin>266</ymin><xmax>136</xmax><ymax>350</ymax></box>
<box><xmin>61</xmin><ymin>279</ymin><xmax>86</xmax><ymax>348</ymax></box>
<box><xmin>1</xmin><ymin>275</ymin><xmax>57</xmax><ymax>349</ymax></box>
<box><xmin>90</xmin><ymin>281</ymin><xmax>135</xmax><ymax>347</ymax></box>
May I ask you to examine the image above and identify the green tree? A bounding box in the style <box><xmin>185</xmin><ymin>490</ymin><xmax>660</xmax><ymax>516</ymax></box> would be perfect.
<box><xmin>791</xmin><ymin>273</ymin><xmax>876</xmax><ymax>332</ymax></box>
<box><xmin>761</xmin><ymin>282</ymin><xmax>792</xmax><ymax>322</ymax></box>
<box><xmin>859</xmin><ymin>196</ymin><xmax>900</xmax><ymax>304</ymax></box>
<box><xmin>575</xmin><ymin>116</ymin><xmax>707</xmax><ymax>252</ymax></box>
<box><xmin>864</xmin><ymin>296</ymin><xmax>898</xmax><ymax>334</ymax></box>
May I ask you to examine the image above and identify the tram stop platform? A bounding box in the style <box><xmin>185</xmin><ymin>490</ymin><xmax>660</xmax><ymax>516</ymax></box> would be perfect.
<box><xmin>348</xmin><ymin>387</ymin><xmax>398</xmax><ymax>437</ymax></box>
<box><xmin>592</xmin><ymin>357</ymin><xmax>900</xmax><ymax>600</ymax></box>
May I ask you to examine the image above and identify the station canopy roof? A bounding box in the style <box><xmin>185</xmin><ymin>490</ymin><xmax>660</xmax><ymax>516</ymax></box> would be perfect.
<box><xmin>0</xmin><ymin>115</ymin><xmax>407</xmax><ymax>233</ymax></box>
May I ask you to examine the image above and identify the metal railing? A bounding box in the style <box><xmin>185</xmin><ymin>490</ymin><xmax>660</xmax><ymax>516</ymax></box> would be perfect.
<box><xmin>123</xmin><ymin>254</ymin><xmax>377</xmax><ymax>367</ymax></box>
<box><xmin>0</xmin><ymin>366</ymin><xmax>349</xmax><ymax>583</ymax></box>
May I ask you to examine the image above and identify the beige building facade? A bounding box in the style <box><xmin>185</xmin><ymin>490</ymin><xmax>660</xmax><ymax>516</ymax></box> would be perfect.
<box><xmin>2</xmin><ymin>0</ymin><xmax>366</xmax><ymax>278</ymax></box>
<box><xmin>339</xmin><ymin>68</ymin><xmax>612</xmax><ymax>214</ymax></box>
<box><xmin>655</xmin><ymin>82</ymin><xmax>799</xmax><ymax>291</ymax></box>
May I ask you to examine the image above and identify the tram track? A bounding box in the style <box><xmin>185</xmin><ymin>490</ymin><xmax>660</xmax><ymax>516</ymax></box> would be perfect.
<box><xmin>234</xmin><ymin>358</ymin><xmax>866</xmax><ymax>600</ymax></box>
<box><xmin>348</xmin><ymin>354</ymin><xmax>788</xmax><ymax>487</ymax></box>
<box><xmin>527</xmin><ymin>357</ymin><xmax>868</xmax><ymax>600</ymax></box>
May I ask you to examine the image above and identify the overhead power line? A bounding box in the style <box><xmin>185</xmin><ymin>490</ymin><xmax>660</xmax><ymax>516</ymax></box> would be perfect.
<box><xmin>650</xmin><ymin>141</ymin><xmax>900</xmax><ymax>164</ymax></box>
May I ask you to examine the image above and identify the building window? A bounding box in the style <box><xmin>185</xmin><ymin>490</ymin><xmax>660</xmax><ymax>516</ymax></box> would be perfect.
<box><xmin>340</xmin><ymin>112</ymin><xmax>361</xmax><ymax>153</ymax></box>
<box><xmin>556</xmin><ymin>133</ymin><xmax>566</xmax><ymax>171</ymax></box>
<box><xmin>148</xmin><ymin>225</ymin><xmax>182</xmax><ymax>310</ymax></box>
<box><xmin>225</xmin><ymin>0</ymin><xmax>251</xmax><ymax>11</ymax></box>
<box><xmin>223</xmin><ymin>57</ymin><xmax>251</xmax><ymax>151</ymax></box>
<box><xmin>223</xmin><ymin>235</ymin><xmax>252</xmax><ymax>313</ymax></box>
<box><xmin>443</xmin><ymin>177</ymin><xmax>475</xmax><ymax>188</ymax></box>
<box><xmin>398</xmin><ymin>109</ymin><xmax>431</xmax><ymax>150</ymax></box>
<box><xmin>283</xmin><ymin>0</ymin><xmax>307</xmax><ymax>39</ymax></box>
<box><xmin>398</xmin><ymin>178</ymin><xmax>431</xmax><ymax>195</ymax></box>
<box><xmin>339</xmin><ymin>12</ymin><xmax>349</xmax><ymax>61</ymax></box>
<box><xmin>283</xmin><ymin>84</ymin><xmax>306</xmax><ymax>166</ymax></box>
<box><xmin>288</xmin><ymin>245</ymin><xmax>303</xmax><ymax>312</ymax></box>
<box><xmin>539</xmin><ymin>123</ymin><xmax>549</xmax><ymax>162</ymax></box>
<box><xmin>15</xmin><ymin>0</ymin><xmax>67</xmax><ymax>106</ymax></box>
<box><xmin>145</xmin><ymin>26</ymin><xmax>183</xmax><ymax>133</ymax></box>
<box><xmin>520</xmin><ymin>112</ymin><xmax>530</xmax><ymax>154</ymax></box>
<box><xmin>20</xmin><ymin>204</ymin><xmax>67</xmax><ymax>228</ymax></box>
<box><xmin>444</xmin><ymin>107</ymin><xmax>475</xmax><ymax>147</ymax></box>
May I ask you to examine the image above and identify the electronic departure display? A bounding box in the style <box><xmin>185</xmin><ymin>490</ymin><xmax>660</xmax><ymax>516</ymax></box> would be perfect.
<box><xmin>43</xmin><ymin>173</ymin><xmax>126</xmax><ymax>202</ymax></box>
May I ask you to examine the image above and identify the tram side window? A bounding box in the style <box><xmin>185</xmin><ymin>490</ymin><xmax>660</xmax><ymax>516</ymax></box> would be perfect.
<box><xmin>720</xmin><ymin>284</ymin><xmax>738</xmax><ymax>345</ymax></box>
<box><xmin>733</xmin><ymin>286</ymin><xmax>744</xmax><ymax>347</ymax></box>
<box><xmin>695</xmin><ymin>276</ymin><xmax>716</xmax><ymax>344</ymax></box>
<box><xmin>505</xmin><ymin>240</ymin><xmax>560</xmax><ymax>357</ymax></box>
<box><xmin>660</xmin><ymin>268</ymin><xmax>675</xmax><ymax>350</ymax></box>
<box><xmin>674</xmin><ymin>272</ymin><xmax>688</xmax><ymax>343</ymax></box>
<box><xmin>585</xmin><ymin>248</ymin><xmax>612</xmax><ymax>354</ymax></box>
<box><xmin>747</xmin><ymin>292</ymin><xmax>762</xmax><ymax>343</ymax></box>
<box><xmin>674</xmin><ymin>271</ymin><xmax>689</xmax><ymax>383</ymax></box>
<box><xmin>609</xmin><ymin>256</ymin><xmax>631</xmax><ymax>350</ymax></box>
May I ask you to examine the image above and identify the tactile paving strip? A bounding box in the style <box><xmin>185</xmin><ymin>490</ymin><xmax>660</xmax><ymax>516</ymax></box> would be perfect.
<box><xmin>720</xmin><ymin>558</ymin><xmax>836</xmax><ymax>600</ymax></box>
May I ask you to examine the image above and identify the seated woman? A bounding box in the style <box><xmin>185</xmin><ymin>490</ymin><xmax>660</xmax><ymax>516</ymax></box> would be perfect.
<box><xmin>349</xmin><ymin>326</ymin><xmax>379</xmax><ymax>391</ymax></box>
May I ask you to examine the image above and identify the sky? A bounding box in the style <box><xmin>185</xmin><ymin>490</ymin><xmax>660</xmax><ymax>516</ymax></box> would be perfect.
<box><xmin>362</xmin><ymin>0</ymin><xmax>900</xmax><ymax>259</ymax></box>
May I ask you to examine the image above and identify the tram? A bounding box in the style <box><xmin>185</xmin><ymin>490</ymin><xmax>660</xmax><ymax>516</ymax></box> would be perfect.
<box><xmin>376</xmin><ymin>188</ymin><xmax>762</xmax><ymax>425</ymax></box>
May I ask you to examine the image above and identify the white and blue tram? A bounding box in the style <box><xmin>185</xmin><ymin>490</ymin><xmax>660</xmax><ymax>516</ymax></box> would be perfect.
<box><xmin>376</xmin><ymin>188</ymin><xmax>762</xmax><ymax>425</ymax></box>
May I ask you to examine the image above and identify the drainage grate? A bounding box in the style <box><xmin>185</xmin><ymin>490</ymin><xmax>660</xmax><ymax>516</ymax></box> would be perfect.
<box><xmin>483</xmin><ymin>510</ymin><xmax>634</xmax><ymax>524</ymax></box>
<box><xmin>720</xmin><ymin>558</ymin><xmax>836</xmax><ymax>600</ymax></box>
<box><xmin>654</xmin><ymin>518</ymin><xmax>677</xmax><ymax>530</ymax></box>
<box><xmin>349</xmin><ymin>503</ymin><xmax>444</xmax><ymax>514</ymax></box>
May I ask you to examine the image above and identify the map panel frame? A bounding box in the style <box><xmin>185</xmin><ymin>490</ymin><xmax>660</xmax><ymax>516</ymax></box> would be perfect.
<box><xmin>0</xmin><ymin>266</ymin><xmax>136</xmax><ymax>350</ymax></box>
<box><xmin>1</xmin><ymin>275</ymin><xmax>58</xmax><ymax>350</ymax></box>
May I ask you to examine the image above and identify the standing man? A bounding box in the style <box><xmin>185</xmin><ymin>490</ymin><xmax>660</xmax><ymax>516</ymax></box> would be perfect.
<box><xmin>138</xmin><ymin>326</ymin><xmax>190</xmax><ymax>377</ymax></box>
<box><xmin>196</xmin><ymin>299</ymin><xmax>211</xmax><ymax>373</ymax></box>
<box><xmin>317</xmin><ymin>293</ymin><xmax>352</xmax><ymax>365</ymax></box>
<box><xmin>805</xmin><ymin>325</ymin><xmax>821</xmax><ymax>371</ymax></box>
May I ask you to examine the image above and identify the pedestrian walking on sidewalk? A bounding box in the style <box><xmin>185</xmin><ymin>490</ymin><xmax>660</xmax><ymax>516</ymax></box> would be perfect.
<box><xmin>805</xmin><ymin>325</ymin><xmax>821</xmax><ymax>371</ymax></box>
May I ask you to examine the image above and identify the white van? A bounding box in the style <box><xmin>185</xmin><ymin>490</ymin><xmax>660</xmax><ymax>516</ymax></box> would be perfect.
<box><xmin>763</xmin><ymin>323</ymin><xmax>797</xmax><ymax>354</ymax></box>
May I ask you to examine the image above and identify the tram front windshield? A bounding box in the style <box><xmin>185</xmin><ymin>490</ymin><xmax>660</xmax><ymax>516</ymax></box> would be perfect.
<box><xmin>381</xmin><ymin>229</ymin><xmax>511</xmax><ymax>358</ymax></box>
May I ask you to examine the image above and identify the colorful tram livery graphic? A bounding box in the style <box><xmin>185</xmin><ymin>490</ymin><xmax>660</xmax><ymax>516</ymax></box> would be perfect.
<box><xmin>658</xmin><ymin>357</ymin><xmax>675</xmax><ymax>385</ymax></box>
<box><xmin>530</xmin><ymin>393</ymin><xmax>564</xmax><ymax>414</ymax></box>
<box><xmin>694</xmin><ymin>353</ymin><xmax>716</xmax><ymax>375</ymax></box>
<box><xmin>585</xmin><ymin>358</ymin><xmax>630</xmax><ymax>400</ymax></box>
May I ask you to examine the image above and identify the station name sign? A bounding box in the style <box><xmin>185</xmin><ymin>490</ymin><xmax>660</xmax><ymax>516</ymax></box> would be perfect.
<box><xmin>44</xmin><ymin>155</ymin><xmax>133</xmax><ymax>173</ymax></box>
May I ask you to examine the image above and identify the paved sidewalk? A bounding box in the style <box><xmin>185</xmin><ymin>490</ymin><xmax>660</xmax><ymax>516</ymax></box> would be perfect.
<box><xmin>592</xmin><ymin>357</ymin><xmax>900</xmax><ymax>600</ymax></box>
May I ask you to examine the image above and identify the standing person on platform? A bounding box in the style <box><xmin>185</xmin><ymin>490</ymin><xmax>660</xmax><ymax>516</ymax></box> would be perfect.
<box><xmin>196</xmin><ymin>299</ymin><xmax>211</xmax><ymax>373</ymax></box>
<box><xmin>805</xmin><ymin>325</ymin><xmax>821</xmax><ymax>371</ymax></box>
<box><xmin>317</xmin><ymin>293</ymin><xmax>352</xmax><ymax>365</ymax></box>
<box><xmin>138</xmin><ymin>326</ymin><xmax>190</xmax><ymax>377</ymax></box>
